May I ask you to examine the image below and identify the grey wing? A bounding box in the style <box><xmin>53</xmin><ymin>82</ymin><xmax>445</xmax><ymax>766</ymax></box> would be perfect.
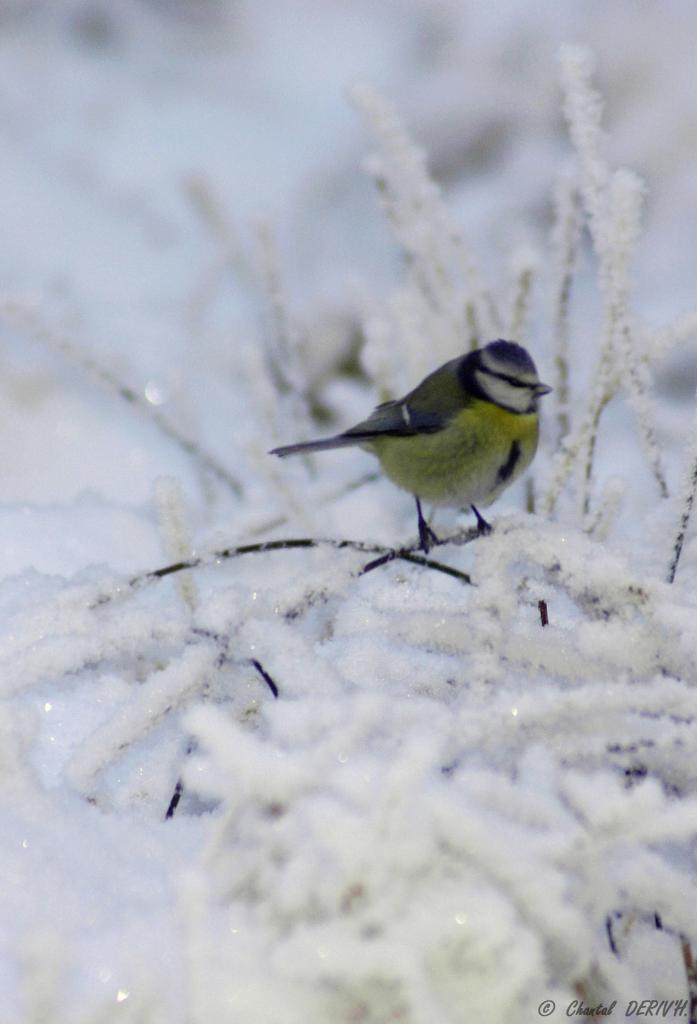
<box><xmin>270</xmin><ymin>362</ymin><xmax>462</xmax><ymax>457</ymax></box>
<box><xmin>343</xmin><ymin>397</ymin><xmax>445</xmax><ymax>440</ymax></box>
<box><xmin>347</xmin><ymin>356</ymin><xmax>468</xmax><ymax>439</ymax></box>
<box><xmin>268</xmin><ymin>403</ymin><xmax>417</xmax><ymax>457</ymax></box>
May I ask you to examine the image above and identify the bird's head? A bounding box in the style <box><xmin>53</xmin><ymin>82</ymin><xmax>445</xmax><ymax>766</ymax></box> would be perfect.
<box><xmin>461</xmin><ymin>339</ymin><xmax>552</xmax><ymax>414</ymax></box>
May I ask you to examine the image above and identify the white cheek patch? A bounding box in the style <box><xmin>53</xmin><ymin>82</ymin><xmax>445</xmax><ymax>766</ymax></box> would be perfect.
<box><xmin>475</xmin><ymin>370</ymin><xmax>531</xmax><ymax>413</ymax></box>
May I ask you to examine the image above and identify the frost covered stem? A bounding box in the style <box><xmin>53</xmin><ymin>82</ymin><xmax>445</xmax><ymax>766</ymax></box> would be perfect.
<box><xmin>549</xmin><ymin>174</ymin><xmax>581</xmax><ymax>445</ymax></box>
<box><xmin>155</xmin><ymin>477</ymin><xmax>198</xmax><ymax>611</ymax></box>
<box><xmin>581</xmin><ymin>389</ymin><xmax>612</xmax><ymax>516</ymax></box>
<box><xmin>350</xmin><ymin>82</ymin><xmax>499</xmax><ymax>342</ymax></box>
<box><xmin>509</xmin><ymin>265</ymin><xmax>534</xmax><ymax>340</ymax></box>
<box><xmin>508</xmin><ymin>246</ymin><xmax>538</xmax><ymax>342</ymax></box>
<box><xmin>667</xmin><ymin>443</ymin><xmax>697</xmax><ymax>584</ymax></box>
<box><xmin>558</xmin><ymin>45</ymin><xmax>608</xmax><ymax>249</ymax></box>
<box><xmin>256</xmin><ymin>220</ymin><xmax>304</xmax><ymax>400</ymax></box>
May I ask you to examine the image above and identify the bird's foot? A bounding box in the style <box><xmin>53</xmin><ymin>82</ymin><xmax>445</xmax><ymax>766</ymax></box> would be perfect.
<box><xmin>471</xmin><ymin>505</ymin><xmax>492</xmax><ymax>536</ymax></box>
<box><xmin>414</xmin><ymin>496</ymin><xmax>439</xmax><ymax>553</ymax></box>
<box><xmin>418</xmin><ymin>520</ymin><xmax>439</xmax><ymax>554</ymax></box>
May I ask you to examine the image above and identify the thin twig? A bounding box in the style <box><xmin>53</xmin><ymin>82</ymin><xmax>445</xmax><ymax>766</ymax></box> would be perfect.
<box><xmin>360</xmin><ymin>548</ymin><xmax>472</xmax><ymax>583</ymax></box>
<box><xmin>250</xmin><ymin>658</ymin><xmax>280</xmax><ymax>699</ymax></box>
<box><xmin>165</xmin><ymin>779</ymin><xmax>184</xmax><ymax>820</ymax></box>
<box><xmin>681</xmin><ymin>936</ymin><xmax>697</xmax><ymax>1024</ymax></box>
<box><xmin>667</xmin><ymin>445</ymin><xmax>697</xmax><ymax>584</ymax></box>
<box><xmin>93</xmin><ymin>533</ymin><xmax>475</xmax><ymax>610</ymax></box>
<box><xmin>581</xmin><ymin>389</ymin><xmax>613</xmax><ymax>516</ymax></box>
<box><xmin>164</xmin><ymin>657</ymin><xmax>280</xmax><ymax>821</ymax></box>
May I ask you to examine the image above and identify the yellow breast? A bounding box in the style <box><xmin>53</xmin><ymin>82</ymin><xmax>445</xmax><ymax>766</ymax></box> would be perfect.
<box><xmin>367</xmin><ymin>400</ymin><xmax>539</xmax><ymax>508</ymax></box>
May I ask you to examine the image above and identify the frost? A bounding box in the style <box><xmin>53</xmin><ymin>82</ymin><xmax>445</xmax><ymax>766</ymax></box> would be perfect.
<box><xmin>1</xmin><ymin>11</ymin><xmax>697</xmax><ymax>1024</ymax></box>
<box><xmin>350</xmin><ymin>81</ymin><xmax>499</xmax><ymax>387</ymax></box>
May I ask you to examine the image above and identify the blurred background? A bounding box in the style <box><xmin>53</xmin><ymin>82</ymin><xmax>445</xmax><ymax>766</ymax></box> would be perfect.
<box><xmin>0</xmin><ymin>0</ymin><xmax>695</xmax><ymax>535</ymax></box>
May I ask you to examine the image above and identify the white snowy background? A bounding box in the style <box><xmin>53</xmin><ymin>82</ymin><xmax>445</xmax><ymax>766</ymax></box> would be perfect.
<box><xmin>2</xmin><ymin>1</ymin><xmax>697</xmax><ymax>1021</ymax></box>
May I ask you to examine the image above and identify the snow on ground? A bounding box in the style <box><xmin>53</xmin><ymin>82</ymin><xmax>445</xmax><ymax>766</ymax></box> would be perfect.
<box><xmin>1</xmin><ymin>2</ymin><xmax>697</xmax><ymax>1021</ymax></box>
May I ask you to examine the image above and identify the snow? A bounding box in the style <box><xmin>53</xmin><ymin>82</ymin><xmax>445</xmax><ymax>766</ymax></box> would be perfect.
<box><xmin>2</xmin><ymin>2</ymin><xmax>697</xmax><ymax>1021</ymax></box>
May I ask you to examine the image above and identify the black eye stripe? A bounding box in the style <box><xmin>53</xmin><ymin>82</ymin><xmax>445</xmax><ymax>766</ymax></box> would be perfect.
<box><xmin>480</xmin><ymin>368</ymin><xmax>532</xmax><ymax>388</ymax></box>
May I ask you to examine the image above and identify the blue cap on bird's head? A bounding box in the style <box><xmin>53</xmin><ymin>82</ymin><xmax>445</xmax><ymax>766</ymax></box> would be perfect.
<box><xmin>480</xmin><ymin>339</ymin><xmax>539</xmax><ymax>378</ymax></box>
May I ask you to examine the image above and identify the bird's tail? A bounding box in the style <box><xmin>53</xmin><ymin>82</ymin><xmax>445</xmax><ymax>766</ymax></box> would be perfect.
<box><xmin>269</xmin><ymin>434</ymin><xmax>363</xmax><ymax>458</ymax></box>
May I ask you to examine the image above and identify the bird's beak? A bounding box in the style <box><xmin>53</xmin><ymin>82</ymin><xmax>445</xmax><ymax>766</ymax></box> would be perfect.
<box><xmin>534</xmin><ymin>383</ymin><xmax>553</xmax><ymax>396</ymax></box>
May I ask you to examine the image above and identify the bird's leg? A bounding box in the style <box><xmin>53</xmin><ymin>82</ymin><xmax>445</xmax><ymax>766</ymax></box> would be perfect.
<box><xmin>415</xmin><ymin>496</ymin><xmax>439</xmax><ymax>553</ymax></box>
<box><xmin>471</xmin><ymin>504</ymin><xmax>492</xmax><ymax>535</ymax></box>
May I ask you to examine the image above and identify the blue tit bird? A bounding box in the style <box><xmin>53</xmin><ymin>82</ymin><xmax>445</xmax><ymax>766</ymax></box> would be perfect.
<box><xmin>270</xmin><ymin>339</ymin><xmax>551</xmax><ymax>552</ymax></box>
